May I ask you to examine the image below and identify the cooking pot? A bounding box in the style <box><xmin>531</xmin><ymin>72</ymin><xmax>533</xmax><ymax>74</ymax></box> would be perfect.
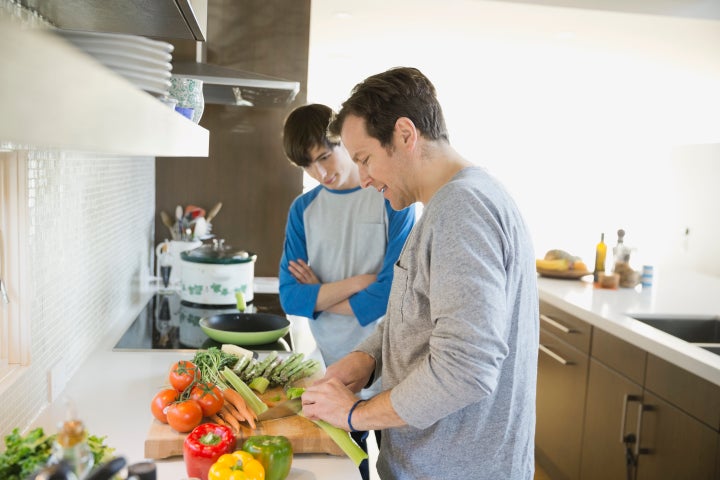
<box><xmin>179</xmin><ymin>239</ymin><xmax>257</xmax><ymax>306</ymax></box>
<box><xmin>199</xmin><ymin>313</ymin><xmax>290</xmax><ymax>345</ymax></box>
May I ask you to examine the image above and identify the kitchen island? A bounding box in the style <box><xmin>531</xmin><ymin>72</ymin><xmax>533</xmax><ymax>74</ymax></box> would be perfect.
<box><xmin>30</xmin><ymin>287</ymin><xmax>359</xmax><ymax>479</ymax></box>
<box><xmin>538</xmin><ymin>268</ymin><xmax>720</xmax><ymax>386</ymax></box>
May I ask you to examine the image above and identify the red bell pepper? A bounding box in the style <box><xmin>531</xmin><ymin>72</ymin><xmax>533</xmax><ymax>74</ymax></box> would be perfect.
<box><xmin>183</xmin><ymin>423</ymin><xmax>237</xmax><ymax>480</ymax></box>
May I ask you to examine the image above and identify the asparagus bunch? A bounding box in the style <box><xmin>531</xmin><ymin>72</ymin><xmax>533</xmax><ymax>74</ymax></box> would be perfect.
<box><xmin>231</xmin><ymin>351</ymin><xmax>321</xmax><ymax>393</ymax></box>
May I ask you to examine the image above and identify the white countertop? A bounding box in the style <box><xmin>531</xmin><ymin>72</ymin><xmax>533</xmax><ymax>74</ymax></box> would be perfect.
<box><xmin>31</xmin><ymin>285</ymin><xmax>359</xmax><ymax>480</ymax></box>
<box><xmin>538</xmin><ymin>268</ymin><xmax>720</xmax><ymax>387</ymax></box>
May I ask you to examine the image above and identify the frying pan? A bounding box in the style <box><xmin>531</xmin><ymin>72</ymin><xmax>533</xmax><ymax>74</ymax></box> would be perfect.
<box><xmin>199</xmin><ymin>313</ymin><xmax>290</xmax><ymax>345</ymax></box>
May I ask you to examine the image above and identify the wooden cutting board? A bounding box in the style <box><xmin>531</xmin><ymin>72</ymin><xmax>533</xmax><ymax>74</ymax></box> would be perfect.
<box><xmin>144</xmin><ymin>384</ymin><xmax>344</xmax><ymax>459</ymax></box>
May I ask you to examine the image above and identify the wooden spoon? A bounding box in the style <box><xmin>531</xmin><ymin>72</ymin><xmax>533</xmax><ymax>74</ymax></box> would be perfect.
<box><xmin>159</xmin><ymin>211</ymin><xmax>178</xmax><ymax>240</ymax></box>
<box><xmin>206</xmin><ymin>202</ymin><xmax>223</xmax><ymax>223</ymax></box>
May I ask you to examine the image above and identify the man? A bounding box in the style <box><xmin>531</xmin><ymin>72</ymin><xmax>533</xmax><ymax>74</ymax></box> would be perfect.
<box><xmin>302</xmin><ymin>68</ymin><xmax>539</xmax><ymax>479</ymax></box>
<box><xmin>278</xmin><ymin>103</ymin><xmax>416</xmax><ymax>480</ymax></box>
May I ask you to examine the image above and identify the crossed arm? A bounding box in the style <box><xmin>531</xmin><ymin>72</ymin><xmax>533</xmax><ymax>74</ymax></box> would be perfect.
<box><xmin>287</xmin><ymin>259</ymin><xmax>375</xmax><ymax>315</ymax></box>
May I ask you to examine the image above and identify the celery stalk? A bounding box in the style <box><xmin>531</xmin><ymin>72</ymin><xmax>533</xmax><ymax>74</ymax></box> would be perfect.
<box><xmin>248</xmin><ymin>376</ymin><xmax>270</xmax><ymax>394</ymax></box>
<box><xmin>310</xmin><ymin>418</ymin><xmax>368</xmax><ymax>467</ymax></box>
<box><xmin>222</xmin><ymin>367</ymin><xmax>268</xmax><ymax>416</ymax></box>
<box><xmin>288</xmin><ymin>387</ymin><xmax>368</xmax><ymax>466</ymax></box>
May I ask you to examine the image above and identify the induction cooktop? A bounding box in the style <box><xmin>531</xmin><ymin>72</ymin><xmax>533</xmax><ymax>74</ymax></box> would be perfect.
<box><xmin>113</xmin><ymin>292</ymin><xmax>293</xmax><ymax>352</ymax></box>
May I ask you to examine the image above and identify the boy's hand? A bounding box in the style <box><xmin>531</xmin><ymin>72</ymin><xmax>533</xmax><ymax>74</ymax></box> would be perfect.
<box><xmin>289</xmin><ymin>259</ymin><xmax>320</xmax><ymax>284</ymax></box>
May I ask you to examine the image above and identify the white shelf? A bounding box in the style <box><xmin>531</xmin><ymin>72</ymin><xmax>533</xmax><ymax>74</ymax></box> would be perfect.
<box><xmin>0</xmin><ymin>18</ymin><xmax>209</xmax><ymax>157</ymax></box>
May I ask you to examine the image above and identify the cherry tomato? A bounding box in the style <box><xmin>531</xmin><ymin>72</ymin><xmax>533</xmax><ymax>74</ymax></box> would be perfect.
<box><xmin>150</xmin><ymin>388</ymin><xmax>179</xmax><ymax>423</ymax></box>
<box><xmin>166</xmin><ymin>399</ymin><xmax>203</xmax><ymax>433</ymax></box>
<box><xmin>189</xmin><ymin>382</ymin><xmax>224</xmax><ymax>417</ymax></box>
<box><xmin>169</xmin><ymin>360</ymin><xmax>199</xmax><ymax>392</ymax></box>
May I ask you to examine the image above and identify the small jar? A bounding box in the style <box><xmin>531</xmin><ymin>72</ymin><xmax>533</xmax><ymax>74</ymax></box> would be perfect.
<box><xmin>169</xmin><ymin>77</ymin><xmax>204</xmax><ymax>124</ymax></box>
<box><xmin>598</xmin><ymin>272</ymin><xmax>620</xmax><ymax>289</ymax></box>
<box><xmin>641</xmin><ymin>265</ymin><xmax>654</xmax><ymax>287</ymax></box>
<box><xmin>49</xmin><ymin>419</ymin><xmax>94</xmax><ymax>479</ymax></box>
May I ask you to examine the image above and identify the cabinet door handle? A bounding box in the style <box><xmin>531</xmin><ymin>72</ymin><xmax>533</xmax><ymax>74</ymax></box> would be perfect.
<box><xmin>619</xmin><ymin>394</ymin><xmax>641</xmax><ymax>442</ymax></box>
<box><xmin>634</xmin><ymin>403</ymin><xmax>653</xmax><ymax>457</ymax></box>
<box><xmin>538</xmin><ymin>344</ymin><xmax>572</xmax><ymax>365</ymax></box>
<box><xmin>540</xmin><ymin>314</ymin><xmax>573</xmax><ymax>334</ymax></box>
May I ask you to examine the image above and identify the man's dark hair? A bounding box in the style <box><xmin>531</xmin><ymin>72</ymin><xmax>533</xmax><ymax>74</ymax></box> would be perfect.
<box><xmin>283</xmin><ymin>103</ymin><xmax>340</xmax><ymax>167</ymax></box>
<box><xmin>328</xmin><ymin>67</ymin><xmax>449</xmax><ymax>148</ymax></box>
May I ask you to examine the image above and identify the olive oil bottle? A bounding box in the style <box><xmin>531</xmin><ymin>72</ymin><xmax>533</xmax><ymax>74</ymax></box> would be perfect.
<box><xmin>593</xmin><ymin>233</ymin><xmax>607</xmax><ymax>283</ymax></box>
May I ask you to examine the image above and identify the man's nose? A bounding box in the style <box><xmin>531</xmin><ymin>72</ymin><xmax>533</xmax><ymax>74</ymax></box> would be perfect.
<box><xmin>358</xmin><ymin>166</ymin><xmax>373</xmax><ymax>189</ymax></box>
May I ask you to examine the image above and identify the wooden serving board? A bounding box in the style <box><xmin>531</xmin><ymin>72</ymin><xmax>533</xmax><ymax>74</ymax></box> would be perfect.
<box><xmin>537</xmin><ymin>268</ymin><xmax>592</xmax><ymax>279</ymax></box>
<box><xmin>144</xmin><ymin>384</ymin><xmax>344</xmax><ymax>459</ymax></box>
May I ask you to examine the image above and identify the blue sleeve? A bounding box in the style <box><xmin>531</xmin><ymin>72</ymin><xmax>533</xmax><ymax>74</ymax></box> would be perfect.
<box><xmin>348</xmin><ymin>201</ymin><xmax>416</xmax><ymax>326</ymax></box>
<box><xmin>278</xmin><ymin>190</ymin><xmax>321</xmax><ymax>318</ymax></box>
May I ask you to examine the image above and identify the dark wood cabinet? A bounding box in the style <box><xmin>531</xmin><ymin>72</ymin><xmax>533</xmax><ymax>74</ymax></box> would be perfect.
<box><xmin>636</xmin><ymin>391</ymin><xmax>718</xmax><ymax>480</ymax></box>
<box><xmin>580</xmin><ymin>328</ymin><xmax>647</xmax><ymax>480</ymax></box>
<box><xmin>580</xmin><ymin>326</ymin><xmax>719</xmax><ymax>480</ymax></box>
<box><xmin>580</xmin><ymin>359</ymin><xmax>644</xmax><ymax>480</ymax></box>
<box><xmin>536</xmin><ymin>301</ymin><xmax>592</xmax><ymax>480</ymax></box>
<box><xmin>536</xmin><ymin>302</ymin><xmax>720</xmax><ymax>480</ymax></box>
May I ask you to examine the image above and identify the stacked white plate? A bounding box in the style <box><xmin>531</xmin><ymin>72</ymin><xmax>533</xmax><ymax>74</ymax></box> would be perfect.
<box><xmin>54</xmin><ymin>29</ymin><xmax>173</xmax><ymax>97</ymax></box>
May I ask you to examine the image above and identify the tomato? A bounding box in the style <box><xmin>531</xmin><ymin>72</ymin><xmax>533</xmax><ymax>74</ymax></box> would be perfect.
<box><xmin>189</xmin><ymin>382</ymin><xmax>224</xmax><ymax>417</ymax></box>
<box><xmin>169</xmin><ymin>360</ymin><xmax>199</xmax><ymax>392</ymax></box>
<box><xmin>151</xmin><ymin>388</ymin><xmax>179</xmax><ymax>423</ymax></box>
<box><xmin>167</xmin><ymin>399</ymin><xmax>204</xmax><ymax>433</ymax></box>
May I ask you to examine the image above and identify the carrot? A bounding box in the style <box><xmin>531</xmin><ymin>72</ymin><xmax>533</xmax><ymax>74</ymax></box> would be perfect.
<box><xmin>224</xmin><ymin>393</ymin><xmax>256</xmax><ymax>429</ymax></box>
<box><xmin>223</xmin><ymin>397</ymin><xmax>245</xmax><ymax>420</ymax></box>
<box><xmin>235</xmin><ymin>399</ymin><xmax>258</xmax><ymax>429</ymax></box>
<box><xmin>217</xmin><ymin>405</ymin><xmax>241</xmax><ymax>433</ymax></box>
<box><xmin>210</xmin><ymin>413</ymin><xmax>226</xmax><ymax>427</ymax></box>
<box><xmin>224</xmin><ymin>388</ymin><xmax>258</xmax><ymax>422</ymax></box>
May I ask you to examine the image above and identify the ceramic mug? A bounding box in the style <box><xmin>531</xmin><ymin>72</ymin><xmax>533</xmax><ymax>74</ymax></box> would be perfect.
<box><xmin>169</xmin><ymin>77</ymin><xmax>204</xmax><ymax>124</ymax></box>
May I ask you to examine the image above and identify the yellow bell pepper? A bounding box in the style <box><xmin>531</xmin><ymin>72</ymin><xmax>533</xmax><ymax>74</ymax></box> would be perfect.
<box><xmin>208</xmin><ymin>451</ymin><xmax>265</xmax><ymax>480</ymax></box>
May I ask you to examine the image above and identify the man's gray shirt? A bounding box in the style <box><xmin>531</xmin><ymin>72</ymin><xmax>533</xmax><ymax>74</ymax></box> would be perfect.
<box><xmin>356</xmin><ymin>167</ymin><xmax>539</xmax><ymax>479</ymax></box>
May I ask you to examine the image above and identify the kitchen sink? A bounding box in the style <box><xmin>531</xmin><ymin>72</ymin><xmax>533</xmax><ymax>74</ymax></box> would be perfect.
<box><xmin>698</xmin><ymin>345</ymin><xmax>720</xmax><ymax>355</ymax></box>
<box><xmin>629</xmin><ymin>314</ymin><xmax>720</xmax><ymax>343</ymax></box>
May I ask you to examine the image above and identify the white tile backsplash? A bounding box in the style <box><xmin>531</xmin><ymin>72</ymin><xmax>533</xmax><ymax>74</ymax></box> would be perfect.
<box><xmin>0</xmin><ymin>150</ymin><xmax>154</xmax><ymax>437</ymax></box>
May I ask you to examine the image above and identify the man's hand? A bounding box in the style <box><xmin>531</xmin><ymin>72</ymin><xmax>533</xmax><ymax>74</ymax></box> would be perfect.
<box><xmin>301</xmin><ymin>378</ymin><xmax>358</xmax><ymax>428</ymax></box>
<box><xmin>289</xmin><ymin>259</ymin><xmax>320</xmax><ymax>284</ymax></box>
<box><xmin>317</xmin><ymin>351</ymin><xmax>376</xmax><ymax>393</ymax></box>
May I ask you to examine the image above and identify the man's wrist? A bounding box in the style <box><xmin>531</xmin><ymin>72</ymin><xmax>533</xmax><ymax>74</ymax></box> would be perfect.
<box><xmin>347</xmin><ymin>399</ymin><xmax>365</xmax><ymax>432</ymax></box>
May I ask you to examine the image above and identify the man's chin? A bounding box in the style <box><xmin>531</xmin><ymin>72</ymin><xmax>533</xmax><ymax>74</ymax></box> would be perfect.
<box><xmin>387</xmin><ymin>195</ymin><xmax>407</xmax><ymax>211</ymax></box>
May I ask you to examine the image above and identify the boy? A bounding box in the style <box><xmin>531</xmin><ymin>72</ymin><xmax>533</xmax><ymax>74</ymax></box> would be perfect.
<box><xmin>278</xmin><ymin>104</ymin><xmax>415</xmax><ymax>480</ymax></box>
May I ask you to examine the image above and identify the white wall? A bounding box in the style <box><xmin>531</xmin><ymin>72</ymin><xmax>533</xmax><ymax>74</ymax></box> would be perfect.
<box><xmin>308</xmin><ymin>0</ymin><xmax>720</xmax><ymax>277</ymax></box>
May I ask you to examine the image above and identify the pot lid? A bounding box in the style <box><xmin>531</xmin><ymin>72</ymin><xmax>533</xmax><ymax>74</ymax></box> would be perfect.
<box><xmin>181</xmin><ymin>239</ymin><xmax>256</xmax><ymax>264</ymax></box>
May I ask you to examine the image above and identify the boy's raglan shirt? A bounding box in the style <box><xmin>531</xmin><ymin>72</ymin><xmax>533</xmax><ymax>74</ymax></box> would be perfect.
<box><xmin>279</xmin><ymin>185</ymin><xmax>415</xmax><ymax>370</ymax></box>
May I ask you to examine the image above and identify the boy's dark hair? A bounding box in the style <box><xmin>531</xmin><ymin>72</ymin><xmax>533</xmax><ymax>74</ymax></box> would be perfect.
<box><xmin>328</xmin><ymin>67</ymin><xmax>449</xmax><ymax>148</ymax></box>
<box><xmin>283</xmin><ymin>104</ymin><xmax>340</xmax><ymax>167</ymax></box>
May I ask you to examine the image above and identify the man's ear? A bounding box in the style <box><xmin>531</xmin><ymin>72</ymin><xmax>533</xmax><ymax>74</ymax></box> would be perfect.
<box><xmin>394</xmin><ymin>117</ymin><xmax>418</xmax><ymax>151</ymax></box>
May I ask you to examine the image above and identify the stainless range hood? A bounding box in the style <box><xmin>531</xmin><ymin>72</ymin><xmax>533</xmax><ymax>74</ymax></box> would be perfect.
<box><xmin>172</xmin><ymin>61</ymin><xmax>300</xmax><ymax>107</ymax></box>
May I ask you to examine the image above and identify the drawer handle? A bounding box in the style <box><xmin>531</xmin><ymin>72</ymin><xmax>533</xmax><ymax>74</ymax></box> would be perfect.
<box><xmin>538</xmin><ymin>344</ymin><xmax>572</xmax><ymax>365</ymax></box>
<box><xmin>540</xmin><ymin>314</ymin><xmax>573</xmax><ymax>334</ymax></box>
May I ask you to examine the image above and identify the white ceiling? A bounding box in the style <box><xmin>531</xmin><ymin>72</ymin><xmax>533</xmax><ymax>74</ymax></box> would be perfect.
<box><xmin>308</xmin><ymin>0</ymin><xmax>720</xmax><ymax>109</ymax></box>
<box><xmin>489</xmin><ymin>0</ymin><xmax>720</xmax><ymax>21</ymax></box>
<box><xmin>311</xmin><ymin>0</ymin><xmax>720</xmax><ymax>24</ymax></box>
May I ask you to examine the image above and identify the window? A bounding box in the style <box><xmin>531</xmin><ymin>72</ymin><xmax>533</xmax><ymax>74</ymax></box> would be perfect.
<box><xmin>0</xmin><ymin>150</ymin><xmax>30</xmax><ymax>391</ymax></box>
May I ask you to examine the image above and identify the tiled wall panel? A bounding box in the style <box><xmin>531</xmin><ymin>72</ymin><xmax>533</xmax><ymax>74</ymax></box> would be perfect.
<box><xmin>0</xmin><ymin>151</ymin><xmax>154</xmax><ymax>437</ymax></box>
